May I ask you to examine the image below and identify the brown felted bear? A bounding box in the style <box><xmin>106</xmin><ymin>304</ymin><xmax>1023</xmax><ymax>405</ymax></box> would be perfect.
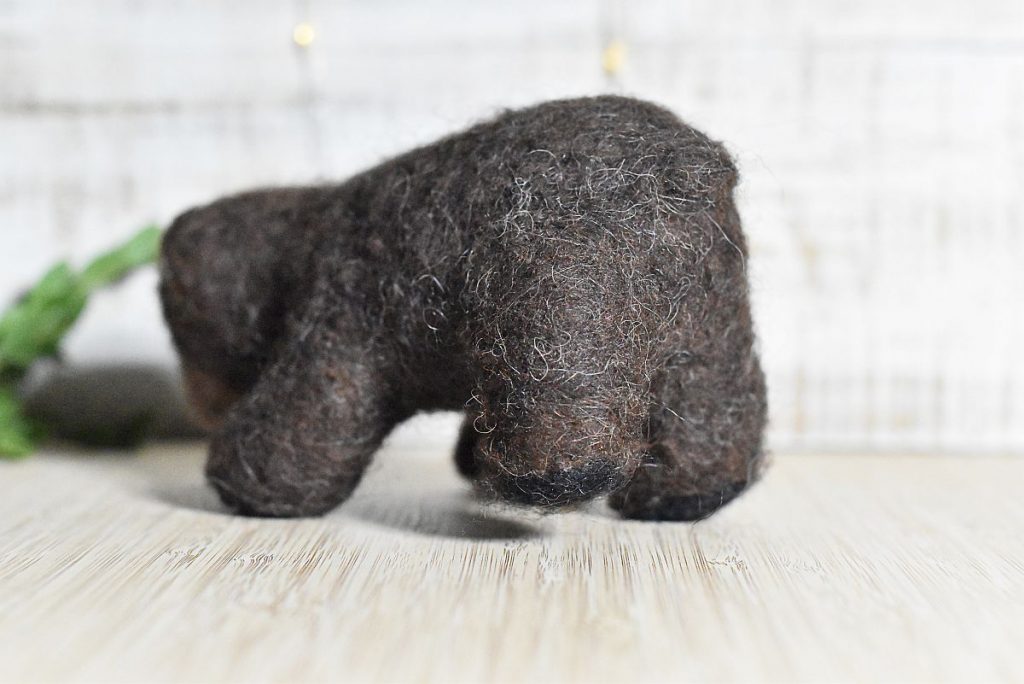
<box><xmin>159</xmin><ymin>95</ymin><xmax>767</xmax><ymax>521</ymax></box>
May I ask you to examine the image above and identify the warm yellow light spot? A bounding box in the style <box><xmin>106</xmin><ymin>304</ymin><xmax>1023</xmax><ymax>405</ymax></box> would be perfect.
<box><xmin>601</xmin><ymin>39</ymin><xmax>627</xmax><ymax>76</ymax></box>
<box><xmin>293</xmin><ymin>22</ymin><xmax>316</xmax><ymax>48</ymax></box>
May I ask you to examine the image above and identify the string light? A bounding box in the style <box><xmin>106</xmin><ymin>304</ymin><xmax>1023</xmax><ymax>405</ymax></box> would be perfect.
<box><xmin>601</xmin><ymin>39</ymin><xmax>627</xmax><ymax>77</ymax></box>
<box><xmin>293</xmin><ymin>22</ymin><xmax>316</xmax><ymax>48</ymax></box>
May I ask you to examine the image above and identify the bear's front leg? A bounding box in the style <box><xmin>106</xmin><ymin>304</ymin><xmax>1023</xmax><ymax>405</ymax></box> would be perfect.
<box><xmin>608</xmin><ymin>348</ymin><xmax>767</xmax><ymax>521</ymax></box>
<box><xmin>206</xmin><ymin>318</ymin><xmax>400</xmax><ymax>517</ymax></box>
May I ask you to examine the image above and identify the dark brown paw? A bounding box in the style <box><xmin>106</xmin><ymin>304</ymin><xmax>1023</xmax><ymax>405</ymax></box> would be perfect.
<box><xmin>609</xmin><ymin>481</ymin><xmax>749</xmax><ymax>521</ymax></box>
<box><xmin>482</xmin><ymin>458</ymin><xmax>630</xmax><ymax>509</ymax></box>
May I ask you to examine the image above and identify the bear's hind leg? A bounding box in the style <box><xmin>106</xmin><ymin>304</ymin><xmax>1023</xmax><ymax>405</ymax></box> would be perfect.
<box><xmin>609</xmin><ymin>350</ymin><xmax>767</xmax><ymax>521</ymax></box>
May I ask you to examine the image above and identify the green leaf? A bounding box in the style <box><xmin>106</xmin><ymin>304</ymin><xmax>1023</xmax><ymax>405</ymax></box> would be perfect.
<box><xmin>0</xmin><ymin>263</ymin><xmax>86</xmax><ymax>372</ymax></box>
<box><xmin>80</xmin><ymin>225</ymin><xmax>162</xmax><ymax>292</ymax></box>
<box><xmin>0</xmin><ymin>383</ymin><xmax>39</xmax><ymax>459</ymax></box>
<box><xmin>0</xmin><ymin>225</ymin><xmax>163</xmax><ymax>458</ymax></box>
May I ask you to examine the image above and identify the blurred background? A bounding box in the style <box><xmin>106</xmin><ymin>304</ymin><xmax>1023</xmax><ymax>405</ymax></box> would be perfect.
<box><xmin>2</xmin><ymin>0</ymin><xmax>1022</xmax><ymax>455</ymax></box>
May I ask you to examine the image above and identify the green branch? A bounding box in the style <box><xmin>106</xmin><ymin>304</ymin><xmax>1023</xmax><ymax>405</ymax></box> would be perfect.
<box><xmin>0</xmin><ymin>226</ymin><xmax>162</xmax><ymax>459</ymax></box>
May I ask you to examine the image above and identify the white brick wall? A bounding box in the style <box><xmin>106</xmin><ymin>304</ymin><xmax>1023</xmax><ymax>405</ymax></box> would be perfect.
<box><xmin>2</xmin><ymin>0</ymin><xmax>1022</xmax><ymax>452</ymax></box>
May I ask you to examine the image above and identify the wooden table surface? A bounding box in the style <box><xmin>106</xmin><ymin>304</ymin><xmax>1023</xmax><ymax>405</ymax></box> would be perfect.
<box><xmin>1</xmin><ymin>436</ymin><xmax>1022</xmax><ymax>683</ymax></box>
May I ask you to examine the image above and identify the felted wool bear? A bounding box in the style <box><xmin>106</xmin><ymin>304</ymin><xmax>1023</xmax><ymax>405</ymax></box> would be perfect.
<box><xmin>159</xmin><ymin>95</ymin><xmax>767</xmax><ymax>521</ymax></box>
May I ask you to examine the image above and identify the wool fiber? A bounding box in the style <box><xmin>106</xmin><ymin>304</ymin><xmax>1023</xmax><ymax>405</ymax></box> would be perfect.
<box><xmin>160</xmin><ymin>96</ymin><xmax>767</xmax><ymax>520</ymax></box>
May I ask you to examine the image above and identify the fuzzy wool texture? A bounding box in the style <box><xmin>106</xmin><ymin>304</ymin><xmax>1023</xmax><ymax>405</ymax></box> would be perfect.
<box><xmin>159</xmin><ymin>95</ymin><xmax>768</xmax><ymax>521</ymax></box>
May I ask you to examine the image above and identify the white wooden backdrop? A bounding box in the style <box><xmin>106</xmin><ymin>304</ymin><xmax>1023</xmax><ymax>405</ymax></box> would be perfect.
<box><xmin>2</xmin><ymin>0</ymin><xmax>1022</xmax><ymax>453</ymax></box>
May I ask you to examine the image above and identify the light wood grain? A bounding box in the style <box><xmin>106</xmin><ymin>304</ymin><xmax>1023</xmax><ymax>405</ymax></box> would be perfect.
<box><xmin>0</xmin><ymin>436</ymin><xmax>1021</xmax><ymax>683</ymax></box>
